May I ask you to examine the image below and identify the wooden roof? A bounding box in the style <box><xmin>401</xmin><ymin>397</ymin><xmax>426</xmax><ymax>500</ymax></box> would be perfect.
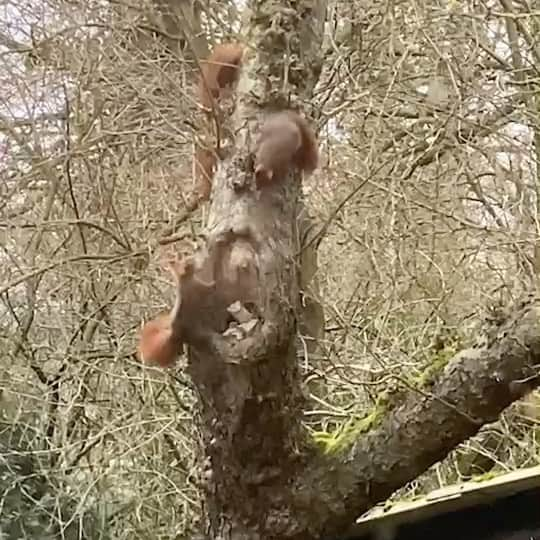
<box><xmin>349</xmin><ymin>466</ymin><xmax>540</xmax><ymax>537</ymax></box>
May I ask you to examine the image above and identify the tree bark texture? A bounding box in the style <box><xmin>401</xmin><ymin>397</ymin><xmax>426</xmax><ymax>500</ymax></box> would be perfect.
<box><xmin>169</xmin><ymin>1</ymin><xmax>540</xmax><ymax>539</ymax></box>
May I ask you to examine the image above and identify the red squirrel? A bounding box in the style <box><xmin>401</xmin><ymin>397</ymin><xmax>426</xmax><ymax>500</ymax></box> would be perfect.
<box><xmin>195</xmin><ymin>43</ymin><xmax>244</xmax><ymax>199</ymax></box>
<box><xmin>253</xmin><ymin>110</ymin><xmax>319</xmax><ymax>187</ymax></box>
<box><xmin>138</xmin><ymin>228</ymin><xmax>261</xmax><ymax>366</ymax></box>
<box><xmin>198</xmin><ymin>42</ymin><xmax>244</xmax><ymax>111</ymax></box>
<box><xmin>138</xmin><ymin>256</ymin><xmax>197</xmax><ymax>367</ymax></box>
<box><xmin>195</xmin><ymin>43</ymin><xmax>319</xmax><ymax>199</ymax></box>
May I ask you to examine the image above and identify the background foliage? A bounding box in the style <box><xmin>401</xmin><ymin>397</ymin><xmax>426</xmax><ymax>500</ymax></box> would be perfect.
<box><xmin>1</xmin><ymin>0</ymin><xmax>539</xmax><ymax>537</ymax></box>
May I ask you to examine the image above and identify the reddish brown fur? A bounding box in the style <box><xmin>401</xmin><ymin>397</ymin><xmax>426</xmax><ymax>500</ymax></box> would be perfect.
<box><xmin>194</xmin><ymin>44</ymin><xmax>318</xmax><ymax>199</ymax></box>
<box><xmin>198</xmin><ymin>43</ymin><xmax>244</xmax><ymax>110</ymax></box>
<box><xmin>194</xmin><ymin>147</ymin><xmax>217</xmax><ymax>201</ymax></box>
<box><xmin>138</xmin><ymin>257</ymin><xmax>196</xmax><ymax>368</ymax></box>
<box><xmin>138</xmin><ymin>314</ymin><xmax>178</xmax><ymax>368</ymax></box>
<box><xmin>254</xmin><ymin>111</ymin><xmax>319</xmax><ymax>187</ymax></box>
<box><xmin>138</xmin><ymin>229</ymin><xmax>262</xmax><ymax>363</ymax></box>
<box><xmin>195</xmin><ymin>43</ymin><xmax>244</xmax><ymax>200</ymax></box>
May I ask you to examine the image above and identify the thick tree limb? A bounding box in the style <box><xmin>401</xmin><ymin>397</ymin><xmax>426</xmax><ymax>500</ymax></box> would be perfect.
<box><xmin>290</xmin><ymin>295</ymin><xmax>540</xmax><ymax>539</ymax></box>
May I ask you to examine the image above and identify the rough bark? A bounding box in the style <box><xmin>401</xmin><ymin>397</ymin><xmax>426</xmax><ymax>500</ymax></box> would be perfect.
<box><xmin>294</xmin><ymin>295</ymin><xmax>540</xmax><ymax>539</ymax></box>
<box><xmin>171</xmin><ymin>2</ymin><xmax>540</xmax><ymax>540</ymax></box>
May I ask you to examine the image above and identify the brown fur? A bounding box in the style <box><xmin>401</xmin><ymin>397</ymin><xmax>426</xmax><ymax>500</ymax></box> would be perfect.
<box><xmin>138</xmin><ymin>257</ymin><xmax>207</xmax><ymax>367</ymax></box>
<box><xmin>254</xmin><ymin>111</ymin><xmax>319</xmax><ymax>187</ymax></box>
<box><xmin>198</xmin><ymin>43</ymin><xmax>243</xmax><ymax>110</ymax></box>
<box><xmin>194</xmin><ymin>146</ymin><xmax>217</xmax><ymax>201</ymax></box>
<box><xmin>194</xmin><ymin>44</ymin><xmax>318</xmax><ymax>199</ymax></box>
<box><xmin>138</xmin><ymin>314</ymin><xmax>178</xmax><ymax>368</ymax></box>
<box><xmin>137</xmin><ymin>228</ymin><xmax>263</xmax><ymax>365</ymax></box>
<box><xmin>195</xmin><ymin>43</ymin><xmax>244</xmax><ymax>200</ymax></box>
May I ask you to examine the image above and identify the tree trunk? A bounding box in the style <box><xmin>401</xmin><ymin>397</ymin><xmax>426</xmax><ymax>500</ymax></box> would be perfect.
<box><xmin>170</xmin><ymin>2</ymin><xmax>540</xmax><ymax>539</ymax></box>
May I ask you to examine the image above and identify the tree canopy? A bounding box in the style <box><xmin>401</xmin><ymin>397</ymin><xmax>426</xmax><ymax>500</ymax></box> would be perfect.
<box><xmin>1</xmin><ymin>0</ymin><xmax>540</xmax><ymax>538</ymax></box>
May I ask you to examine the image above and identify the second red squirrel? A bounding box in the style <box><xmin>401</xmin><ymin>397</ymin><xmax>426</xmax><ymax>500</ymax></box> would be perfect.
<box><xmin>138</xmin><ymin>256</ymin><xmax>209</xmax><ymax>367</ymax></box>
<box><xmin>253</xmin><ymin>111</ymin><xmax>319</xmax><ymax>187</ymax></box>
<box><xmin>198</xmin><ymin>43</ymin><xmax>244</xmax><ymax>111</ymax></box>
<box><xmin>195</xmin><ymin>43</ymin><xmax>319</xmax><ymax>199</ymax></box>
<box><xmin>195</xmin><ymin>43</ymin><xmax>243</xmax><ymax>200</ymax></box>
<box><xmin>138</xmin><ymin>257</ymin><xmax>193</xmax><ymax>367</ymax></box>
